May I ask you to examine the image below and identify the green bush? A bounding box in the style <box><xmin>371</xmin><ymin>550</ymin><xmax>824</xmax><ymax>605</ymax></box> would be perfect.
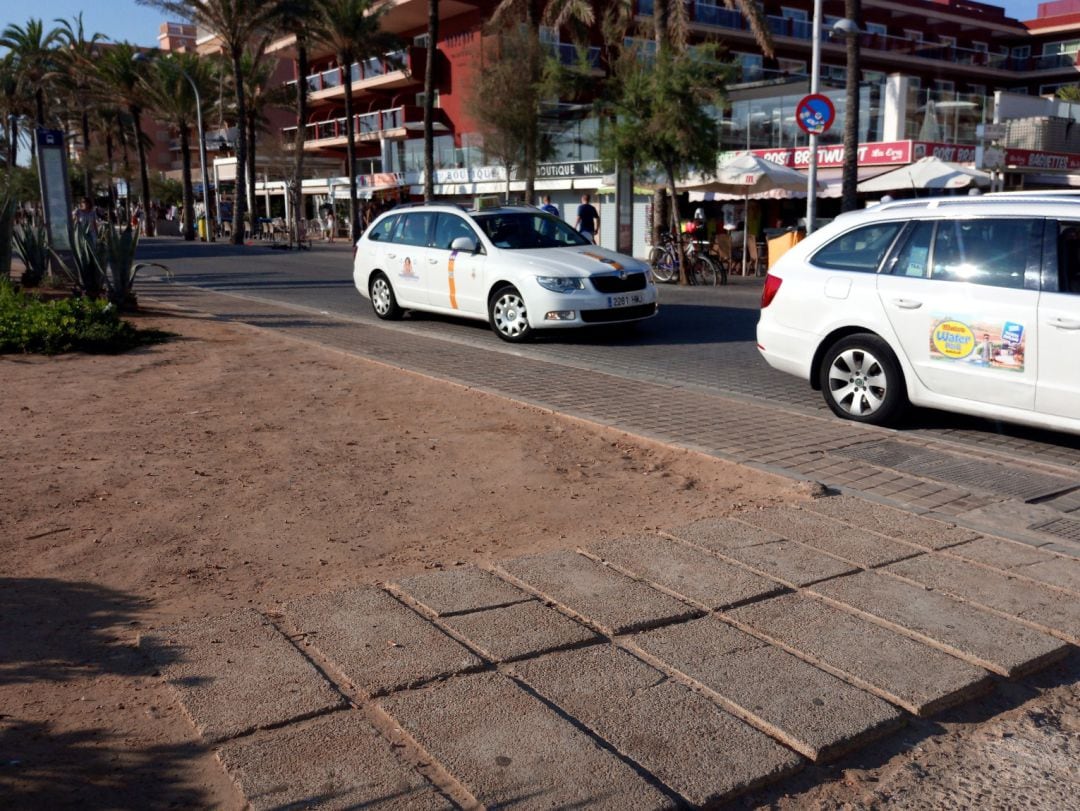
<box><xmin>0</xmin><ymin>280</ymin><xmax>170</xmax><ymax>355</ymax></box>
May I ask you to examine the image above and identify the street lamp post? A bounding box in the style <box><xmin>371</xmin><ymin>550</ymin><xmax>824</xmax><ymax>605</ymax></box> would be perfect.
<box><xmin>184</xmin><ymin>71</ymin><xmax>214</xmax><ymax>242</ymax></box>
<box><xmin>806</xmin><ymin>0</ymin><xmax>823</xmax><ymax>234</ymax></box>
<box><xmin>133</xmin><ymin>52</ymin><xmax>213</xmax><ymax>241</ymax></box>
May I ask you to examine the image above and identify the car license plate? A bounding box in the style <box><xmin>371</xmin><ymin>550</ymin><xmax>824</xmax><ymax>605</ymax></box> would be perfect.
<box><xmin>607</xmin><ymin>293</ymin><xmax>644</xmax><ymax>308</ymax></box>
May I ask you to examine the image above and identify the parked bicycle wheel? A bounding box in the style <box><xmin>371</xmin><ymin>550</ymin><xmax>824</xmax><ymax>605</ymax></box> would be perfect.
<box><xmin>649</xmin><ymin>246</ymin><xmax>677</xmax><ymax>283</ymax></box>
<box><xmin>690</xmin><ymin>255</ymin><xmax>719</xmax><ymax>286</ymax></box>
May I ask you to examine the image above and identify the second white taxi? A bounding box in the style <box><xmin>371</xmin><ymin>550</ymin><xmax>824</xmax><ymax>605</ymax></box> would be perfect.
<box><xmin>352</xmin><ymin>203</ymin><xmax>658</xmax><ymax>342</ymax></box>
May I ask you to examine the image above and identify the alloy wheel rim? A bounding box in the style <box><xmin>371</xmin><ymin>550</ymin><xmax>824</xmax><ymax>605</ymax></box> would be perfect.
<box><xmin>372</xmin><ymin>279</ymin><xmax>390</xmax><ymax>314</ymax></box>
<box><xmin>828</xmin><ymin>348</ymin><xmax>887</xmax><ymax>416</ymax></box>
<box><xmin>493</xmin><ymin>293</ymin><xmax>528</xmax><ymax>337</ymax></box>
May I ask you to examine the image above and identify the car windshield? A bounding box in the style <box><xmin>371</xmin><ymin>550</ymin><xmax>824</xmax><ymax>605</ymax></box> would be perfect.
<box><xmin>473</xmin><ymin>212</ymin><xmax>591</xmax><ymax>249</ymax></box>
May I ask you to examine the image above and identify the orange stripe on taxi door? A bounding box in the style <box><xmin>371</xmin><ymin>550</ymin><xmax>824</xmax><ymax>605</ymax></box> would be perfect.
<box><xmin>448</xmin><ymin>251</ymin><xmax>458</xmax><ymax>309</ymax></box>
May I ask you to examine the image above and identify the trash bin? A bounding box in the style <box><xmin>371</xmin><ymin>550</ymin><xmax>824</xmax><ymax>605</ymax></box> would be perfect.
<box><xmin>197</xmin><ymin>215</ymin><xmax>207</xmax><ymax>240</ymax></box>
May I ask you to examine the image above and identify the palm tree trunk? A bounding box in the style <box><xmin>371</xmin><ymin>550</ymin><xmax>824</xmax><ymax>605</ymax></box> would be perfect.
<box><xmin>523</xmin><ymin>0</ymin><xmax>542</xmax><ymax>206</ymax></box>
<box><xmin>423</xmin><ymin>0</ymin><xmax>438</xmax><ymax>201</ymax></box>
<box><xmin>247</xmin><ymin>112</ymin><xmax>257</xmax><ymax>229</ymax></box>
<box><xmin>81</xmin><ymin>108</ymin><xmax>92</xmax><ymax>199</ymax></box>
<box><xmin>231</xmin><ymin>50</ymin><xmax>248</xmax><ymax>246</ymax></box>
<box><xmin>131</xmin><ymin>104</ymin><xmax>154</xmax><ymax>236</ymax></box>
<box><xmin>105</xmin><ymin>128</ymin><xmax>116</xmax><ymax>223</ymax></box>
<box><xmin>841</xmin><ymin>0</ymin><xmax>861</xmax><ymax>213</ymax></box>
<box><xmin>35</xmin><ymin>88</ymin><xmax>45</xmax><ymax>127</ymax></box>
<box><xmin>665</xmin><ymin>164</ymin><xmax>686</xmax><ymax>286</ymax></box>
<box><xmin>180</xmin><ymin>123</ymin><xmax>196</xmax><ymax>241</ymax></box>
<box><xmin>292</xmin><ymin>39</ymin><xmax>308</xmax><ymax>246</ymax></box>
<box><xmin>118</xmin><ymin>118</ymin><xmax>131</xmax><ymax>222</ymax></box>
<box><xmin>6</xmin><ymin>113</ymin><xmax>15</xmax><ymax>168</ymax></box>
<box><xmin>342</xmin><ymin>49</ymin><xmax>358</xmax><ymax>242</ymax></box>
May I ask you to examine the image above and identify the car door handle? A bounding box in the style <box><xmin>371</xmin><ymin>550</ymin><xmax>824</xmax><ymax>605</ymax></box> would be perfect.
<box><xmin>1048</xmin><ymin>316</ymin><xmax>1080</xmax><ymax>330</ymax></box>
<box><xmin>427</xmin><ymin>257</ymin><xmax>439</xmax><ymax>264</ymax></box>
<box><xmin>890</xmin><ymin>298</ymin><xmax>923</xmax><ymax>310</ymax></box>
<box><xmin>385</xmin><ymin>252</ymin><xmax>396</xmax><ymax>259</ymax></box>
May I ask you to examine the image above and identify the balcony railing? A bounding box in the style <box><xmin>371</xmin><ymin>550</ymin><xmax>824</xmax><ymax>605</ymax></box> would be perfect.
<box><xmin>282</xmin><ymin>105</ymin><xmax>441</xmax><ymax>145</ymax></box>
<box><xmin>636</xmin><ymin>1</ymin><xmax>1079</xmax><ymax>75</ymax></box>
<box><xmin>287</xmin><ymin>47</ymin><xmax>419</xmax><ymax>94</ymax></box>
<box><xmin>544</xmin><ymin>41</ymin><xmax>601</xmax><ymax>69</ymax></box>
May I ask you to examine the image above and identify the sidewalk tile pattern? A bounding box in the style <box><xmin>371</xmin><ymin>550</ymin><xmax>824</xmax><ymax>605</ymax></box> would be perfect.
<box><xmin>440</xmin><ymin>599</ymin><xmax>600</xmax><ymax>662</ymax></box>
<box><xmin>393</xmin><ymin>566</ymin><xmax>532</xmax><ymax>616</ymax></box>
<box><xmin>285</xmin><ymin>586</ymin><xmax>483</xmax><ymax>695</ymax></box>
<box><xmin>142</xmin><ymin>609</ymin><xmax>345</xmax><ymax>744</ymax></box>
<box><xmin>511</xmin><ymin>645</ymin><xmax>804</xmax><ymax>806</ymax></box>
<box><xmin>724</xmin><ymin>593</ymin><xmax>993</xmax><ymax>716</ymax></box>
<box><xmin>585</xmin><ymin>533</ymin><xmax>786</xmax><ymax>609</ymax></box>
<box><xmin>885</xmin><ymin>555</ymin><xmax>1080</xmax><ymax>644</ymax></box>
<box><xmin>809</xmin><ymin>571</ymin><xmax>1069</xmax><ymax>677</ymax></box>
<box><xmin>802</xmin><ymin>494</ymin><xmax>981</xmax><ymax>549</ymax></box>
<box><xmin>629</xmin><ymin>616</ymin><xmax>904</xmax><ymax>762</ymax></box>
<box><xmin>217</xmin><ymin>711</ymin><xmax>450</xmax><ymax>810</ymax></box>
<box><xmin>736</xmin><ymin>507</ymin><xmax>925</xmax><ymax>568</ymax></box>
<box><xmin>496</xmin><ymin>550</ymin><xmax>702</xmax><ymax>634</ymax></box>
<box><xmin>703</xmin><ymin>536</ymin><xmax>859</xmax><ymax>588</ymax></box>
<box><xmin>665</xmin><ymin>518</ymin><xmax>783</xmax><ymax>551</ymax></box>
<box><xmin>379</xmin><ymin>672</ymin><xmax>673</xmax><ymax>810</ymax></box>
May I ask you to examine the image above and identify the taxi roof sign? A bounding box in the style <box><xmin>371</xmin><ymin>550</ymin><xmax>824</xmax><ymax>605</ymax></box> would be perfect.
<box><xmin>474</xmin><ymin>195</ymin><xmax>502</xmax><ymax>211</ymax></box>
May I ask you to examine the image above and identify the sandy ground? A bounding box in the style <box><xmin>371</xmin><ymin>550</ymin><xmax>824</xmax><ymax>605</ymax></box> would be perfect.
<box><xmin>2</xmin><ymin>308</ymin><xmax>1077</xmax><ymax>809</ymax></box>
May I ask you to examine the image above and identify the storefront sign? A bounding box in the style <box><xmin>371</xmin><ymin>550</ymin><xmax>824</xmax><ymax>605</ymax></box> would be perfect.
<box><xmin>735</xmin><ymin>140</ymin><xmax>913</xmax><ymax>169</ymax></box>
<box><xmin>1002</xmin><ymin>148</ymin><xmax>1080</xmax><ymax>171</ymax></box>
<box><xmin>536</xmin><ymin>160</ymin><xmax>605</xmax><ymax>179</ymax></box>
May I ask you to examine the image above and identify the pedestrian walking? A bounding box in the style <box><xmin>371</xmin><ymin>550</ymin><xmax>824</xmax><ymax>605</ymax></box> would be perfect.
<box><xmin>540</xmin><ymin>195</ymin><xmax>559</xmax><ymax>218</ymax></box>
<box><xmin>325</xmin><ymin>209</ymin><xmax>335</xmax><ymax>243</ymax></box>
<box><xmin>73</xmin><ymin>198</ymin><xmax>99</xmax><ymax>244</ymax></box>
<box><xmin>574</xmin><ymin>193</ymin><xmax>599</xmax><ymax>244</ymax></box>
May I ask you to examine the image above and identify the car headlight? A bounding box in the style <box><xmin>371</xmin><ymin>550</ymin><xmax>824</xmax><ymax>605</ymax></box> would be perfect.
<box><xmin>535</xmin><ymin>276</ymin><xmax>585</xmax><ymax>293</ymax></box>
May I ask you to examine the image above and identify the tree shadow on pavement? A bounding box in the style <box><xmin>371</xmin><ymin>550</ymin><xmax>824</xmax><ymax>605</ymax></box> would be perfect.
<box><xmin>0</xmin><ymin>578</ymin><xmax>213</xmax><ymax>809</ymax></box>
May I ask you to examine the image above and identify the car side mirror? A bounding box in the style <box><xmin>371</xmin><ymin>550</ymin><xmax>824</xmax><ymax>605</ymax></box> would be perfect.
<box><xmin>450</xmin><ymin>235</ymin><xmax>477</xmax><ymax>253</ymax></box>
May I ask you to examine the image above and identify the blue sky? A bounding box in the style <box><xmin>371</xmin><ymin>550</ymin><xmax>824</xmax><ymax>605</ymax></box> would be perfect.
<box><xmin>0</xmin><ymin>0</ymin><xmax>1047</xmax><ymax>47</ymax></box>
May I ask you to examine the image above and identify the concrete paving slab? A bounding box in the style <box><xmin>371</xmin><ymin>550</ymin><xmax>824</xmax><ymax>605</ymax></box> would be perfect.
<box><xmin>286</xmin><ymin>586</ymin><xmax>483</xmax><ymax>696</ymax></box>
<box><xmin>496</xmin><ymin>550</ymin><xmax>701</xmax><ymax>634</ymax></box>
<box><xmin>217</xmin><ymin>711</ymin><xmax>449</xmax><ymax>810</ymax></box>
<box><xmin>804</xmin><ymin>493</ymin><xmax>981</xmax><ymax>549</ymax></box>
<box><xmin>809</xmin><ymin>571</ymin><xmax>1068</xmax><ymax>678</ymax></box>
<box><xmin>725</xmin><ymin>593</ymin><xmax>992</xmax><ymax>717</ymax></box>
<box><xmin>379</xmin><ymin>672</ymin><xmax>672</xmax><ymax>809</ymax></box>
<box><xmin>944</xmin><ymin>538</ymin><xmax>1080</xmax><ymax>594</ymax></box>
<box><xmin>512</xmin><ymin>645</ymin><xmax>803</xmax><ymax>806</ymax></box>
<box><xmin>885</xmin><ymin>555</ymin><xmax>1080</xmax><ymax>644</ymax></box>
<box><xmin>629</xmin><ymin>617</ymin><xmax>903</xmax><ymax>762</ymax></box>
<box><xmin>585</xmin><ymin>533</ymin><xmax>786</xmax><ymax>610</ymax></box>
<box><xmin>737</xmin><ymin>508</ymin><xmax>924</xmax><ymax>568</ymax></box>
<box><xmin>666</xmin><ymin>517</ymin><xmax>783</xmax><ymax>551</ymax></box>
<box><xmin>393</xmin><ymin>566</ymin><xmax>532</xmax><ymax>616</ymax></box>
<box><xmin>442</xmin><ymin>600</ymin><xmax>599</xmax><ymax>662</ymax></box>
<box><xmin>142</xmin><ymin>609</ymin><xmax>345</xmax><ymax>744</ymax></box>
<box><xmin>716</xmin><ymin>540</ymin><xmax>858</xmax><ymax>588</ymax></box>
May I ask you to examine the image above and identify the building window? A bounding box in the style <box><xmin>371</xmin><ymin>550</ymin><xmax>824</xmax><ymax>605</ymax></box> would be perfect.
<box><xmin>781</xmin><ymin>7</ymin><xmax>808</xmax><ymax>21</ymax></box>
<box><xmin>734</xmin><ymin>52</ymin><xmax>764</xmax><ymax>82</ymax></box>
<box><xmin>865</xmin><ymin>22</ymin><xmax>887</xmax><ymax>36</ymax></box>
<box><xmin>1043</xmin><ymin>39</ymin><xmax>1080</xmax><ymax>56</ymax></box>
<box><xmin>933</xmin><ymin>79</ymin><xmax>955</xmax><ymax>94</ymax></box>
<box><xmin>971</xmin><ymin>41</ymin><xmax>988</xmax><ymax>53</ymax></box>
<box><xmin>939</xmin><ymin>35</ymin><xmax>956</xmax><ymax>47</ymax></box>
<box><xmin>904</xmin><ymin>29</ymin><xmax>923</xmax><ymax>42</ymax></box>
<box><xmin>1012</xmin><ymin>45</ymin><xmax>1031</xmax><ymax>59</ymax></box>
<box><xmin>778</xmin><ymin>58</ymin><xmax>807</xmax><ymax>76</ymax></box>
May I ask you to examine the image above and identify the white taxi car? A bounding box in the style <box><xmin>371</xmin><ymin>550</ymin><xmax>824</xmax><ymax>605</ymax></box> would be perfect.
<box><xmin>353</xmin><ymin>203</ymin><xmax>657</xmax><ymax>342</ymax></box>
<box><xmin>757</xmin><ymin>196</ymin><xmax>1080</xmax><ymax>435</ymax></box>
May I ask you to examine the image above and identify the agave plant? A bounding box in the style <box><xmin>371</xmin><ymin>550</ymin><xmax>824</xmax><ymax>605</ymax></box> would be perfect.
<box><xmin>101</xmin><ymin>223</ymin><xmax>169</xmax><ymax>310</ymax></box>
<box><xmin>61</xmin><ymin>221</ymin><xmax>109</xmax><ymax>299</ymax></box>
<box><xmin>12</xmin><ymin>223</ymin><xmax>50</xmax><ymax>287</ymax></box>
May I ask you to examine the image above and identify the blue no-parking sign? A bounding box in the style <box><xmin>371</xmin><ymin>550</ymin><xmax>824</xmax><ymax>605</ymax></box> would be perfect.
<box><xmin>796</xmin><ymin>94</ymin><xmax>836</xmax><ymax>136</ymax></box>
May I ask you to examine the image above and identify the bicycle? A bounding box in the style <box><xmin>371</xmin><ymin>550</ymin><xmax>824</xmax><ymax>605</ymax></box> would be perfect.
<box><xmin>648</xmin><ymin>230</ymin><xmax>722</xmax><ymax>286</ymax></box>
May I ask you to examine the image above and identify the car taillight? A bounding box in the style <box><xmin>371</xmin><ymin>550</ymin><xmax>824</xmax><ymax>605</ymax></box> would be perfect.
<box><xmin>760</xmin><ymin>274</ymin><xmax>782</xmax><ymax>308</ymax></box>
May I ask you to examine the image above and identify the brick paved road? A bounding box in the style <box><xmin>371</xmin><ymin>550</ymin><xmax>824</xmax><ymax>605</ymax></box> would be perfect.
<box><xmin>143</xmin><ymin>501</ymin><xmax>1080</xmax><ymax>809</ymax></box>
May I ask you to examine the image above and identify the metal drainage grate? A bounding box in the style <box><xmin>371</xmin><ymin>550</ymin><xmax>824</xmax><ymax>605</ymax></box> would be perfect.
<box><xmin>1029</xmin><ymin>516</ymin><xmax>1080</xmax><ymax>543</ymax></box>
<box><xmin>835</xmin><ymin>439</ymin><xmax>1078</xmax><ymax>502</ymax></box>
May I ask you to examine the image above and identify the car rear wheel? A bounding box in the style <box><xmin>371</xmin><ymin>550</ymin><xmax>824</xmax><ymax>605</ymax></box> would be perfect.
<box><xmin>370</xmin><ymin>273</ymin><xmax>403</xmax><ymax>320</ymax></box>
<box><xmin>819</xmin><ymin>334</ymin><xmax>907</xmax><ymax>425</ymax></box>
<box><xmin>489</xmin><ymin>285</ymin><xmax>533</xmax><ymax>342</ymax></box>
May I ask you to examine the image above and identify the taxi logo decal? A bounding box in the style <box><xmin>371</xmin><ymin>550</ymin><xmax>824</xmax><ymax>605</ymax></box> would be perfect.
<box><xmin>448</xmin><ymin>250</ymin><xmax>458</xmax><ymax>309</ymax></box>
<box><xmin>930</xmin><ymin>316</ymin><xmax>1026</xmax><ymax>372</ymax></box>
<box><xmin>580</xmin><ymin>251</ymin><xmax>624</xmax><ymax>271</ymax></box>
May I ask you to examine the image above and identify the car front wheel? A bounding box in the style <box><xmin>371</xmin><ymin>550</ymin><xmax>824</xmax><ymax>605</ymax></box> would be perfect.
<box><xmin>370</xmin><ymin>272</ymin><xmax>403</xmax><ymax>320</ymax></box>
<box><xmin>489</xmin><ymin>285</ymin><xmax>533</xmax><ymax>342</ymax></box>
<box><xmin>819</xmin><ymin>334</ymin><xmax>906</xmax><ymax>425</ymax></box>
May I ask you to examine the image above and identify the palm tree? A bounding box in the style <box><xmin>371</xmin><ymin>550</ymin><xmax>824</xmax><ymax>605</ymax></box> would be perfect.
<box><xmin>140</xmin><ymin>53</ymin><xmax>212</xmax><ymax>240</ymax></box>
<box><xmin>235</xmin><ymin>50</ymin><xmax>290</xmax><ymax>230</ymax></box>
<box><xmin>1</xmin><ymin>53</ymin><xmax>24</xmax><ymax>168</ymax></box>
<box><xmin>311</xmin><ymin>0</ymin><xmax>398</xmax><ymax>241</ymax></box>
<box><xmin>840</xmin><ymin>0</ymin><xmax>861</xmax><ymax>213</ymax></box>
<box><xmin>94</xmin><ymin>43</ymin><xmax>156</xmax><ymax>235</ymax></box>
<box><xmin>54</xmin><ymin>14</ymin><xmax>106</xmax><ymax>199</ymax></box>
<box><xmin>271</xmin><ymin>0</ymin><xmax>318</xmax><ymax>245</ymax></box>
<box><xmin>422</xmin><ymin>0</ymin><xmax>438</xmax><ymax>202</ymax></box>
<box><xmin>0</xmin><ymin>19</ymin><xmax>61</xmax><ymax>128</ymax></box>
<box><xmin>139</xmin><ymin>0</ymin><xmax>281</xmax><ymax>244</ymax></box>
